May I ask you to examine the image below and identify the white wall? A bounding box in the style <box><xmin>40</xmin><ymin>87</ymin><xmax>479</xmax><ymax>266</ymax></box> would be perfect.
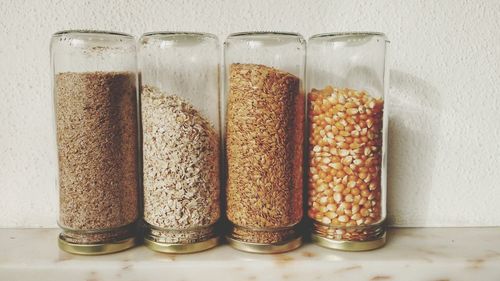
<box><xmin>1</xmin><ymin>0</ymin><xmax>499</xmax><ymax>228</ymax></box>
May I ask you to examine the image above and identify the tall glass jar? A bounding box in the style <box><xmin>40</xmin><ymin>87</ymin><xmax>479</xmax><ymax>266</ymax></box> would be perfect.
<box><xmin>51</xmin><ymin>30</ymin><xmax>139</xmax><ymax>255</ymax></box>
<box><xmin>224</xmin><ymin>32</ymin><xmax>305</xmax><ymax>253</ymax></box>
<box><xmin>138</xmin><ymin>32</ymin><xmax>221</xmax><ymax>253</ymax></box>
<box><xmin>306</xmin><ymin>32</ymin><xmax>389</xmax><ymax>251</ymax></box>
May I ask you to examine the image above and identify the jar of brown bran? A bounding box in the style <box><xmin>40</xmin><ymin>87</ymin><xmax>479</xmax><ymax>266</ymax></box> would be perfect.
<box><xmin>51</xmin><ymin>30</ymin><xmax>140</xmax><ymax>255</ymax></box>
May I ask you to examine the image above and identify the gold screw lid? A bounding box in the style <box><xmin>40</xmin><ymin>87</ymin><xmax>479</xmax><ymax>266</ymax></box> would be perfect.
<box><xmin>311</xmin><ymin>232</ymin><xmax>386</xmax><ymax>251</ymax></box>
<box><xmin>144</xmin><ymin>236</ymin><xmax>219</xmax><ymax>254</ymax></box>
<box><xmin>226</xmin><ymin>235</ymin><xmax>302</xmax><ymax>254</ymax></box>
<box><xmin>58</xmin><ymin>234</ymin><xmax>136</xmax><ymax>255</ymax></box>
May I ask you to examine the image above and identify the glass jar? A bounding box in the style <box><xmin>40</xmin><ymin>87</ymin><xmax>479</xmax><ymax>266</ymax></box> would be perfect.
<box><xmin>51</xmin><ymin>30</ymin><xmax>139</xmax><ymax>255</ymax></box>
<box><xmin>306</xmin><ymin>32</ymin><xmax>389</xmax><ymax>251</ymax></box>
<box><xmin>138</xmin><ymin>32</ymin><xmax>221</xmax><ymax>253</ymax></box>
<box><xmin>224</xmin><ymin>32</ymin><xmax>305</xmax><ymax>253</ymax></box>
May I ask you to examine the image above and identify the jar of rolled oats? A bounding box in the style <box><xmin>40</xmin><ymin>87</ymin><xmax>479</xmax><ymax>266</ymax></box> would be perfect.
<box><xmin>306</xmin><ymin>32</ymin><xmax>389</xmax><ymax>251</ymax></box>
<box><xmin>224</xmin><ymin>32</ymin><xmax>306</xmax><ymax>253</ymax></box>
<box><xmin>138</xmin><ymin>32</ymin><xmax>221</xmax><ymax>253</ymax></box>
<box><xmin>51</xmin><ymin>30</ymin><xmax>140</xmax><ymax>255</ymax></box>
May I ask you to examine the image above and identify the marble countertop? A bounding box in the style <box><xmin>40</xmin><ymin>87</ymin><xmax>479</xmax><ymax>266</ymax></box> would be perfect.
<box><xmin>1</xmin><ymin>228</ymin><xmax>499</xmax><ymax>281</ymax></box>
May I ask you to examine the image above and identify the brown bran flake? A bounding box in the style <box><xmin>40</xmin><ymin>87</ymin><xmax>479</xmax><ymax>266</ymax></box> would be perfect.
<box><xmin>55</xmin><ymin>71</ymin><xmax>139</xmax><ymax>244</ymax></box>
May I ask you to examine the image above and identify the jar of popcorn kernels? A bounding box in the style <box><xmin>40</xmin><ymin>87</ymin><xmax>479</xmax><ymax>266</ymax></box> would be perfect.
<box><xmin>306</xmin><ymin>32</ymin><xmax>389</xmax><ymax>251</ymax></box>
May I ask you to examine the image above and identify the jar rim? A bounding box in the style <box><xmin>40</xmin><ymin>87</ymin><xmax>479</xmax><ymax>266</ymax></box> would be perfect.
<box><xmin>141</xmin><ymin>31</ymin><xmax>218</xmax><ymax>40</ymax></box>
<box><xmin>310</xmin><ymin>32</ymin><xmax>389</xmax><ymax>42</ymax></box>
<box><xmin>227</xmin><ymin>31</ymin><xmax>304</xmax><ymax>40</ymax></box>
<box><xmin>52</xmin><ymin>29</ymin><xmax>134</xmax><ymax>39</ymax></box>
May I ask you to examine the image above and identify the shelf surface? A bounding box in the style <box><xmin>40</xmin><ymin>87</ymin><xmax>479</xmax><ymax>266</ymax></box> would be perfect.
<box><xmin>1</xmin><ymin>228</ymin><xmax>500</xmax><ymax>281</ymax></box>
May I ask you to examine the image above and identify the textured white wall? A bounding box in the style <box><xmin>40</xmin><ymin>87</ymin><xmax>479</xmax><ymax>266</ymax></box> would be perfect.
<box><xmin>0</xmin><ymin>0</ymin><xmax>499</xmax><ymax>228</ymax></box>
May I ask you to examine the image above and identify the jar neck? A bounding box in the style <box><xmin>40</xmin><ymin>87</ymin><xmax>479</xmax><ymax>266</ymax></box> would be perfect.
<box><xmin>228</xmin><ymin>223</ymin><xmax>302</xmax><ymax>244</ymax></box>
<box><xmin>312</xmin><ymin>220</ymin><xmax>385</xmax><ymax>241</ymax></box>
<box><xmin>145</xmin><ymin>223</ymin><xmax>218</xmax><ymax>244</ymax></box>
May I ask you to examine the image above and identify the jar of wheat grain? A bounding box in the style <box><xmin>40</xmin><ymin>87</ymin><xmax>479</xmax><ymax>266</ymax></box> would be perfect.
<box><xmin>224</xmin><ymin>32</ymin><xmax>306</xmax><ymax>253</ymax></box>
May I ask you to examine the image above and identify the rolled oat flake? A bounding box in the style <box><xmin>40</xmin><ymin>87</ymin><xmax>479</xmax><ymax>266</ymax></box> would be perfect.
<box><xmin>141</xmin><ymin>86</ymin><xmax>220</xmax><ymax>253</ymax></box>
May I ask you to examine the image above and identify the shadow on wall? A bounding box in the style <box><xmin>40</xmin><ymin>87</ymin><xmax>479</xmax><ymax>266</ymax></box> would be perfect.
<box><xmin>387</xmin><ymin>70</ymin><xmax>442</xmax><ymax>226</ymax></box>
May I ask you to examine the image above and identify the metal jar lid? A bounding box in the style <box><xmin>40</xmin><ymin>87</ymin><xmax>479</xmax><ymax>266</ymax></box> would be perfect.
<box><xmin>144</xmin><ymin>236</ymin><xmax>219</xmax><ymax>254</ymax></box>
<box><xmin>311</xmin><ymin>231</ymin><xmax>386</xmax><ymax>251</ymax></box>
<box><xmin>58</xmin><ymin>234</ymin><xmax>136</xmax><ymax>255</ymax></box>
